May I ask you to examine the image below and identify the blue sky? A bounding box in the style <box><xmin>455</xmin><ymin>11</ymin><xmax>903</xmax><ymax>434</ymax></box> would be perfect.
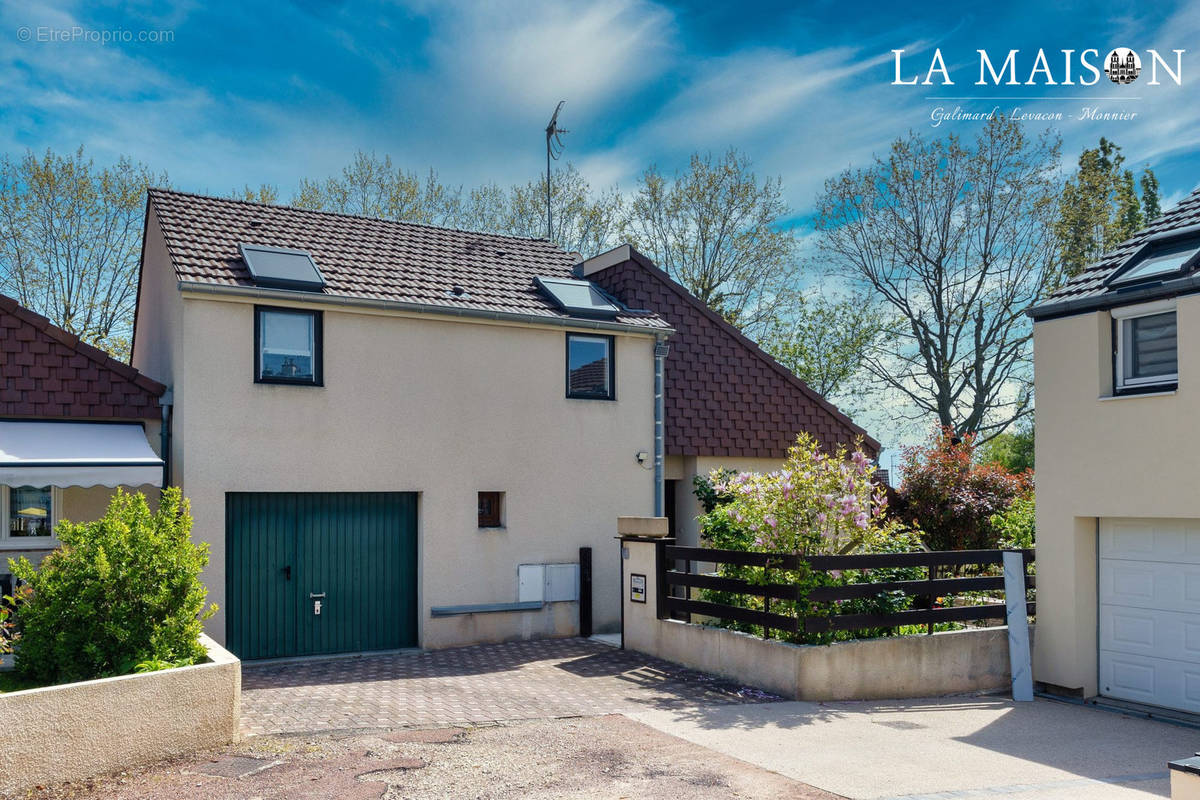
<box><xmin>4</xmin><ymin>0</ymin><xmax>1200</xmax><ymax>463</ymax></box>
<box><xmin>4</xmin><ymin>0</ymin><xmax>1199</xmax><ymax>216</ymax></box>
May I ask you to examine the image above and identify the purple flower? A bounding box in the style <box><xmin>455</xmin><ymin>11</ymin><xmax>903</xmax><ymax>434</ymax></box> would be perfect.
<box><xmin>765</xmin><ymin>514</ymin><xmax>777</xmax><ymax>529</ymax></box>
<box><xmin>854</xmin><ymin>511</ymin><xmax>869</xmax><ymax>529</ymax></box>
<box><xmin>838</xmin><ymin>495</ymin><xmax>857</xmax><ymax>516</ymax></box>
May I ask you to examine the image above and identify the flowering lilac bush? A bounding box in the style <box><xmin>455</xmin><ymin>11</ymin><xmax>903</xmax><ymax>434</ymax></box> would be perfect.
<box><xmin>694</xmin><ymin>434</ymin><xmax>922</xmax><ymax>644</ymax></box>
<box><xmin>698</xmin><ymin>433</ymin><xmax>899</xmax><ymax>556</ymax></box>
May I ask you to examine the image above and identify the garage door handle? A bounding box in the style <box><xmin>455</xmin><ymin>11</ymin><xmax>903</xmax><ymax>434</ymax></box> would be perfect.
<box><xmin>283</xmin><ymin>565</ymin><xmax>291</xmax><ymax>581</ymax></box>
<box><xmin>309</xmin><ymin>592</ymin><xmax>326</xmax><ymax>599</ymax></box>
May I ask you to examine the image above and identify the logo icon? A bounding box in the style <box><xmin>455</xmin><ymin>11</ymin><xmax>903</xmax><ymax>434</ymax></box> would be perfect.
<box><xmin>1105</xmin><ymin>48</ymin><xmax>1141</xmax><ymax>84</ymax></box>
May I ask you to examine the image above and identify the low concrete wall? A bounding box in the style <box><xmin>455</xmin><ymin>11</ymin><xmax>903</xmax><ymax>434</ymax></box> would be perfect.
<box><xmin>0</xmin><ymin>634</ymin><xmax>240</xmax><ymax>796</ymax></box>
<box><xmin>622</xmin><ymin>535</ymin><xmax>1018</xmax><ymax>700</ymax></box>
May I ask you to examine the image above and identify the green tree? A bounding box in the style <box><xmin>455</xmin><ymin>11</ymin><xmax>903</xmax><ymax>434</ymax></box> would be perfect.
<box><xmin>975</xmin><ymin>421</ymin><xmax>1034</xmax><ymax>473</ymax></box>
<box><xmin>0</xmin><ymin>147</ymin><xmax>166</xmax><ymax>360</ymax></box>
<box><xmin>1141</xmin><ymin>170</ymin><xmax>1162</xmax><ymax>222</ymax></box>
<box><xmin>761</xmin><ymin>291</ymin><xmax>890</xmax><ymax>398</ymax></box>
<box><xmin>816</xmin><ymin>115</ymin><xmax>1059</xmax><ymax>441</ymax></box>
<box><xmin>622</xmin><ymin>149</ymin><xmax>799</xmax><ymax>338</ymax></box>
<box><xmin>1114</xmin><ymin>170</ymin><xmax>1143</xmax><ymax>242</ymax></box>
<box><xmin>292</xmin><ymin>151</ymin><xmax>462</xmax><ymax>227</ymax></box>
<box><xmin>1054</xmin><ymin>138</ymin><xmax>1158</xmax><ymax>279</ymax></box>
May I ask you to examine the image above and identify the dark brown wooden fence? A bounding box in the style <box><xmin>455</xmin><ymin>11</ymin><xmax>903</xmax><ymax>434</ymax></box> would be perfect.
<box><xmin>657</xmin><ymin>543</ymin><xmax>1034</xmax><ymax>638</ymax></box>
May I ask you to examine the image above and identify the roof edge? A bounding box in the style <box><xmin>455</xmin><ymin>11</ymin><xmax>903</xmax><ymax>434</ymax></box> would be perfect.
<box><xmin>0</xmin><ymin>293</ymin><xmax>167</xmax><ymax>397</ymax></box>
<box><xmin>146</xmin><ymin>187</ymin><xmax>563</xmax><ymax>245</ymax></box>
<box><xmin>177</xmin><ymin>280</ymin><xmax>675</xmax><ymax>337</ymax></box>
<box><xmin>588</xmin><ymin>246</ymin><xmax>882</xmax><ymax>453</ymax></box>
<box><xmin>1028</xmin><ymin>274</ymin><xmax>1200</xmax><ymax>321</ymax></box>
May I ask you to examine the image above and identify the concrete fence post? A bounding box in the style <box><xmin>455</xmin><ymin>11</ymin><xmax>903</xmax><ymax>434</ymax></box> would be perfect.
<box><xmin>616</xmin><ymin>516</ymin><xmax>669</xmax><ymax>654</ymax></box>
<box><xmin>1003</xmin><ymin>549</ymin><xmax>1034</xmax><ymax>702</ymax></box>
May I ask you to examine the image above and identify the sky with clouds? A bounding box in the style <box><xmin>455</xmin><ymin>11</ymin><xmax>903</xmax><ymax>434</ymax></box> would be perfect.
<box><xmin>3</xmin><ymin>0</ymin><xmax>1200</xmax><ymax>461</ymax></box>
<box><xmin>4</xmin><ymin>0</ymin><xmax>1199</xmax><ymax>215</ymax></box>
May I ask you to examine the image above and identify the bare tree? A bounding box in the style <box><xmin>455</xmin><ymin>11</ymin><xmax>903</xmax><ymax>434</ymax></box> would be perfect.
<box><xmin>815</xmin><ymin>116</ymin><xmax>1061</xmax><ymax>440</ymax></box>
<box><xmin>231</xmin><ymin>183</ymin><xmax>280</xmax><ymax>204</ymax></box>
<box><xmin>760</xmin><ymin>288</ymin><xmax>892</xmax><ymax>398</ymax></box>
<box><xmin>292</xmin><ymin>151</ymin><xmax>461</xmax><ymax>227</ymax></box>
<box><xmin>463</xmin><ymin>164</ymin><xmax>623</xmax><ymax>255</ymax></box>
<box><xmin>622</xmin><ymin>149</ymin><xmax>798</xmax><ymax>337</ymax></box>
<box><xmin>0</xmin><ymin>147</ymin><xmax>165</xmax><ymax>360</ymax></box>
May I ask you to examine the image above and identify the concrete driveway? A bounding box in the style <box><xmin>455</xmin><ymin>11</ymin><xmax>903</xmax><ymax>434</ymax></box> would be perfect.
<box><xmin>630</xmin><ymin>695</ymin><xmax>1200</xmax><ymax>799</ymax></box>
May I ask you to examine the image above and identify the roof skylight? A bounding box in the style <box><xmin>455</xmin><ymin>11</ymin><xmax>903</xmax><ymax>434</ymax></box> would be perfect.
<box><xmin>239</xmin><ymin>244</ymin><xmax>326</xmax><ymax>292</ymax></box>
<box><xmin>1107</xmin><ymin>231</ymin><xmax>1200</xmax><ymax>288</ymax></box>
<box><xmin>535</xmin><ymin>276</ymin><xmax>622</xmax><ymax>318</ymax></box>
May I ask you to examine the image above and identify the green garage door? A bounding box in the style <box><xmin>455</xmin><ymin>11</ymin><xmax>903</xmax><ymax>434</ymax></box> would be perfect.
<box><xmin>225</xmin><ymin>492</ymin><xmax>417</xmax><ymax>660</ymax></box>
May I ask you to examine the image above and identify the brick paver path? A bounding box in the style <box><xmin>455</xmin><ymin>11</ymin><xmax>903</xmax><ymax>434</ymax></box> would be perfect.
<box><xmin>240</xmin><ymin>638</ymin><xmax>776</xmax><ymax>735</ymax></box>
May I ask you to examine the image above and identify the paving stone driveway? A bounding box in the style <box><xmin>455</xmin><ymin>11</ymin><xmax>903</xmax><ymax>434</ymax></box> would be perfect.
<box><xmin>240</xmin><ymin>638</ymin><xmax>775</xmax><ymax>735</ymax></box>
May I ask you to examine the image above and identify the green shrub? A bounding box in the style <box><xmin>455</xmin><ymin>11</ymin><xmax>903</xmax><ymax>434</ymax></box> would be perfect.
<box><xmin>898</xmin><ymin>427</ymin><xmax>1032</xmax><ymax>551</ymax></box>
<box><xmin>0</xmin><ymin>584</ymin><xmax>29</xmax><ymax>656</ymax></box>
<box><xmin>992</xmin><ymin>492</ymin><xmax>1035</xmax><ymax>551</ymax></box>
<box><xmin>8</xmin><ymin>488</ymin><xmax>215</xmax><ymax>684</ymax></box>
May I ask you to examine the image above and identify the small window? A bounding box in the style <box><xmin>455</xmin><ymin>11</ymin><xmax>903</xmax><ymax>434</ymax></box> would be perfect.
<box><xmin>478</xmin><ymin>492</ymin><xmax>504</xmax><ymax>528</ymax></box>
<box><xmin>1</xmin><ymin>485</ymin><xmax>58</xmax><ymax>547</ymax></box>
<box><xmin>255</xmin><ymin>306</ymin><xmax>322</xmax><ymax>385</ymax></box>
<box><xmin>1114</xmin><ymin>303</ymin><xmax>1177</xmax><ymax>393</ymax></box>
<box><xmin>566</xmin><ymin>333</ymin><xmax>615</xmax><ymax>400</ymax></box>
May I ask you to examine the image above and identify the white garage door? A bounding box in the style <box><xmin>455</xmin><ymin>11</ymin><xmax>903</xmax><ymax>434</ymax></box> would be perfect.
<box><xmin>1100</xmin><ymin>518</ymin><xmax>1200</xmax><ymax>712</ymax></box>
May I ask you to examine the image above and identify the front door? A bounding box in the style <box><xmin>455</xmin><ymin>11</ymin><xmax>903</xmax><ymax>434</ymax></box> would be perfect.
<box><xmin>225</xmin><ymin>492</ymin><xmax>418</xmax><ymax>660</ymax></box>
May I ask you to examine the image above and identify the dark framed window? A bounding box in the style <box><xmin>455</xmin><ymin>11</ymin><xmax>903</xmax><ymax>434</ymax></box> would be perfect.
<box><xmin>254</xmin><ymin>306</ymin><xmax>323</xmax><ymax>386</ymax></box>
<box><xmin>478</xmin><ymin>491</ymin><xmax>504</xmax><ymax>528</ymax></box>
<box><xmin>566</xmin><ymin>333</ymin><xmax>615</xmax><ymax>400</ymax></box>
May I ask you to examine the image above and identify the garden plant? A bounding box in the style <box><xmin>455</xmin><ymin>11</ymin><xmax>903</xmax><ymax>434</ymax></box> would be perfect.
<box><xmin>6</xmin><ymin>487</ymin><xmax>215</xmax><ymax>686</ymax></box>
<box><xmin>694</xmin><ymin>433</ymin><xmax>923</xmax><ymax>644</ymax></box>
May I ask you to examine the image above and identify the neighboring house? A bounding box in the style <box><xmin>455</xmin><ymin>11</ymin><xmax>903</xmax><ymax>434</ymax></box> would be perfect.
<box><xmin>0</xmin><ymin>294</ymin><xmax>166</xmax><ymax>596</ymax></box>
<box><xmin>581</xmin><ymin>245</ymin><xmax>879</xmax><ymax>546</ymax></box>
<box><xmin>130</xmin><ymin>189</ymin><xmax>875</xmax><ymax>660</ymax></box>
<box><xmin>1029</xmin><ymin>187</ymin><xmax>1200</xmax><ymax>713</ymax></box>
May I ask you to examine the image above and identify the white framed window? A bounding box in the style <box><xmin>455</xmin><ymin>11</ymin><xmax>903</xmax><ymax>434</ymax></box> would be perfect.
<box><xmin>0</xmin><ymin>485</ymin><xmax>61</xmax><ymax>549</ymax></box>
<box><xmin>1113</xmin><ymin>299</ymin><xmax>1178</xmax><ymax>393</ymax></box>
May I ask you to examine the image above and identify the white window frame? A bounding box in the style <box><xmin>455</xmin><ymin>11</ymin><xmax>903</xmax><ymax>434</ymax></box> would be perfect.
<box><xmin>0</xmin><ymin>485</ymin><xmax>62</xmax><ymax>550</ymax></box>
<box><xmin>1113</xmin><ymin>299</ymin><xmax>1178</xmax><ymax>393</ymax></box>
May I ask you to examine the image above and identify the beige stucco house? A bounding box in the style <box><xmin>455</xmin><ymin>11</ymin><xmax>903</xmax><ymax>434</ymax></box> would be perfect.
<box><xmin>129</xmin><ymin>189</ymin><xmax>875</xmax><ymax>660</ymax></box>
<box><xmin>1030</xmin><ymin>188</ymin><xmax>1200</xmax><ymax>714</ymax></box>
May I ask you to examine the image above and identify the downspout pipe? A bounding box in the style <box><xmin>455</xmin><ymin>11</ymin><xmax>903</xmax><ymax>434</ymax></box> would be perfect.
<box><xmin>159</xmin><ymin>389</ymin><xmax>173</xmax><ymax>489</ymax></box>
<box><xmin>653</xmin><ymin>337</ymin><xmax>669</xmax><ymax>516</ymax></box>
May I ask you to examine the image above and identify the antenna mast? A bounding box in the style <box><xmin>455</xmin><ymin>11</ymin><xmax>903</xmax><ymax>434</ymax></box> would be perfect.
<box><xmin>545</xmin><ymin>101</ymin><xmax>568</xmax><ymax>241</ymax></box>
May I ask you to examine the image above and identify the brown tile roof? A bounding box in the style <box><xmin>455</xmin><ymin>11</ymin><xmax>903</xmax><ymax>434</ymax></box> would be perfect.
<box><xmin>587</xmin><ymin>249</ymin><xmax>880</xmax><ymax>459</ymax></box>
<box><xmin>1035</xmin><ymin>186</ymin><xmax>1200</xmax><ymax>309</ymax></box>
<box><xmin>0</xmin><ymin>294</ymin><xmax>165</xmax><ymax>419</ymax></box>
<box><xmin>147</xmin><ymin>188</ymin><xmax>668</xmax><ymax>330</ymax></box>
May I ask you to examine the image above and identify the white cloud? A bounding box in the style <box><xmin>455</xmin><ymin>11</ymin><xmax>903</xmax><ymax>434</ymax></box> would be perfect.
<box><xmin>404</xmin><ymin>0</ymin><xmax>675</xmax><ymax>122</ymax></box>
